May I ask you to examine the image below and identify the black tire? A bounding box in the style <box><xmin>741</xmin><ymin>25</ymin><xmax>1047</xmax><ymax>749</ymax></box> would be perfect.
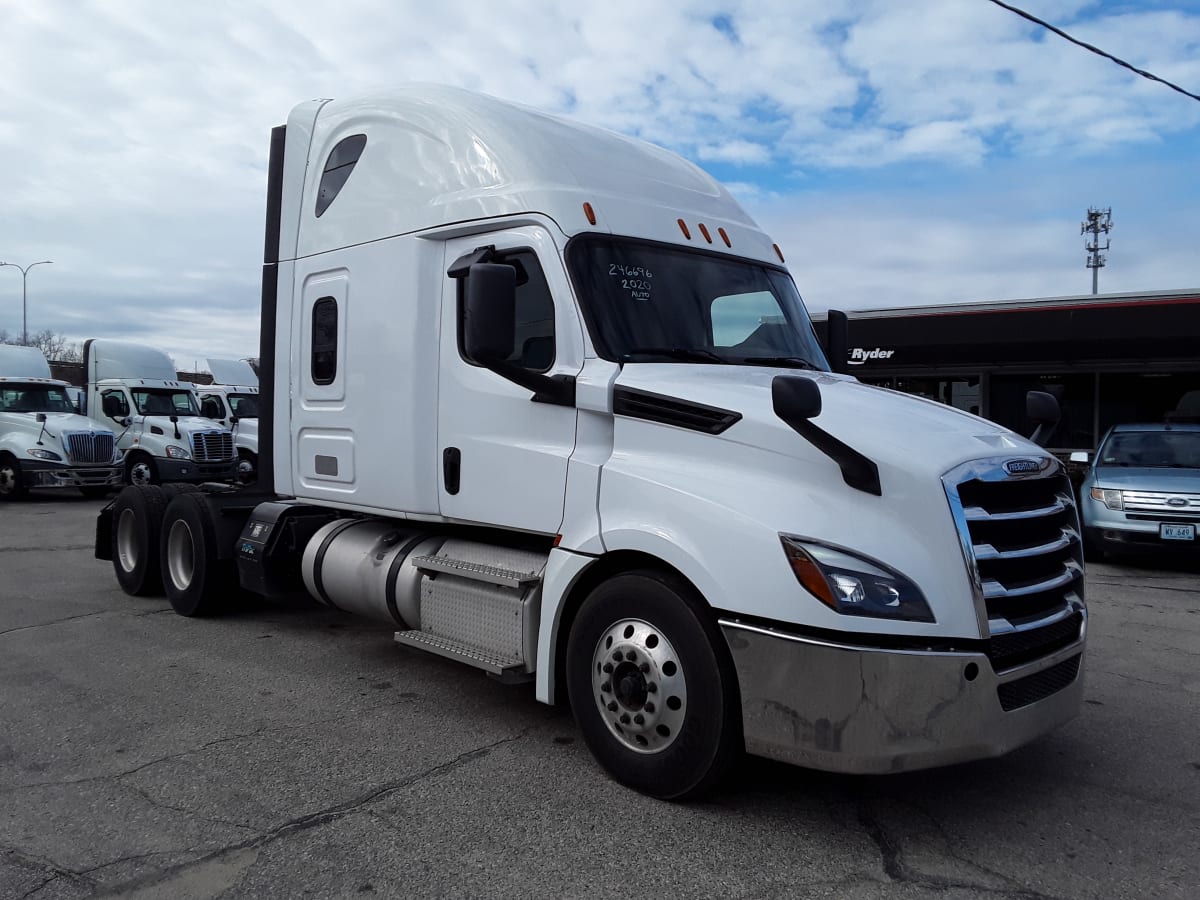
<box><xmin>0</xmin><ymin>454</ymin><xmax>29</xmax><ymax>502</ymax></box>
<box><xmin>111</xmin><ymin>485</ymin><xmax>169</xmax><ymax>595</ymax></box>
<box><xmin>161</xmin><ymin>483</ymin><xmax>201</xmax><ymax>500</ymax></box>
<box><xmin>159</xmin><ymin>492</ymin><xmax>234</xmax><ymax>617</ymax></box>
<box><xmin>125</xmin><ymin>453</ymin><xmax>160</xmax><ymax>487</ymax></box>
<box><xmin>80</xmin><ymin>486</ymin><xmax>113</xmax><ymax>499</ymax></box>
<box><xmin>566</xmin><ymin>570</ymin><xmax>742</xmax><ymax>800</ymax></box>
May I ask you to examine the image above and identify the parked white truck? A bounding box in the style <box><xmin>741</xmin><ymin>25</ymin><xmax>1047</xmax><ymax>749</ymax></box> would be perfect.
<box><xmin>195</xmin><ymin>358</ymin><xmax>260</xmax><ymax>482</ymax></box>
<box><xmin>83</xmin><ymin>340</ymin><xmax>239</xmax><ymax>486</ymax></box>
<box><xmin>0</xmin><ymin>345</ymin><xmax>122</xmax><ymax>499</ymax></box>
<box><xmin>97</xmin><ymin>86</ymin><xmax>1087</xmax><ymax>798</ymax></box>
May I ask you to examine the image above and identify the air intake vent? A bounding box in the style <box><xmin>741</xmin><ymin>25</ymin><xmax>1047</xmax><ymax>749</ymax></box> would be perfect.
<box><xmin>612</xmin><ymin>388</ymin><xmax>741</xmax><ymax>434</ymax></box>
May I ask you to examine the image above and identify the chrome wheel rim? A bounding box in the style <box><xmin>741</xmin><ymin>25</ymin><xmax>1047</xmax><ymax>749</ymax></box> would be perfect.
<box><xmin>116</xmin><ymin>508</ymin><xmax>138</xmax><ymax>572</ymax></box>
<box><xmin>0</xmin><ymin>464</ymin><xmax>16</xmax><ymax>496</ymax></box>
<box><xmin>591</xmin><ymin>618</ymin><xmax>687</xmax><ymax>754</ymax></box>
<box><xmin>237</xmin><ymin>457</ymin><xmax>255</xmax><ymax>481</ymax></box>
<box><xmin>129</xmin><ymin>461</ymin><xmax>152</xmax><ymax>485</ymax></box>
<box><xmin>166</xmin><ymin>519</ymin><xmax>195</xmax><ymax>591</ymax></box>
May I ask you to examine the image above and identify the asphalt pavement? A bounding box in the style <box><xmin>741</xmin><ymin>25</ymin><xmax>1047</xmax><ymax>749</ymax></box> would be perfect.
<box><xmin>1</xmin><ymin>494</ymin><xmax>1197</xmax><ymax>899</ymax></box>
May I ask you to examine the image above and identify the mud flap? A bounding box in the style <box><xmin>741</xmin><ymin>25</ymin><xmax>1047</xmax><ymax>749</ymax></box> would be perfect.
<box><xmin>94</xmin><ymin>500</ymin><xmax>115</xmax><ymax>560</ymax></box>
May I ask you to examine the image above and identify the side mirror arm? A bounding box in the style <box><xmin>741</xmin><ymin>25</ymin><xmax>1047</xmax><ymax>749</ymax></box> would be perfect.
<box><xmin>484</xmin><ymin>361</ymin><xmax>576</xmax><ymax>407</ymax></box>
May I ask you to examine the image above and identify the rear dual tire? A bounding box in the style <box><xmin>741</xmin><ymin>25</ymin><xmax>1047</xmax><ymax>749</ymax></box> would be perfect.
<box><xmin>159</xmin><ymin>492</ymin><xmax>234</xmax><ymax>616</ymax></box>
<box><xmin>110</xmin><ymin>483</ymin><xmax>227</xmax><ymax>615</ymax></box>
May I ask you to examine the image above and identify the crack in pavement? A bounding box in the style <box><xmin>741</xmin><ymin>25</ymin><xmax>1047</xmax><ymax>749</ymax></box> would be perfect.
<box><xmin>1090</xmin><ymin>579</ymin><xmax>1200</xmax><ymax>597</ymax></box>
<box><xmin>1092</xmin><ymin>668</ymin><xmax>1177</xmax><ymax>688</ymax></box>
<box><xmin>2</xmin><ymin>844</ymin><xmax>96</xmax><ymax>900</ymax></box>
<box><xmin>0</xmin><ymin>607</ymin><xmax>172</xmax><ymax>639</ymax></box>
<box><xmin>0</xmin><ymin>544</ymin><xmax>95</xmax><ymax>554</ymax></box>
<box><xmin>124</xmin><ymin>781</ymin><xmax>261</xmax><ymax>835</ymax></box>
<box><xmin>95</xmin><ymin>729</ymin><xmax>531</xmax><ymax>897</ymax></box>
<box><xmin>853</xmin><ymin>796</ymin><xmax>1067</xmax><ymax>900</ymax></box>
<box><xmin>0</xmin><ymin>695</ymin><xmax>417</xmax><ymax>795</ymax></box>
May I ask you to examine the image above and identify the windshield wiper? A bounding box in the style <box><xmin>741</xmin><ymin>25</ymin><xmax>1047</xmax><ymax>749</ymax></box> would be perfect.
<box><xmin>735</xmin><ymin>356</ymin><xmax>822</xmax><ymax>370</ymax></box>
<box><xmin>621</xmin><ymin>347</ymin><xmax>729</xmax><ymax>364</ymax></box>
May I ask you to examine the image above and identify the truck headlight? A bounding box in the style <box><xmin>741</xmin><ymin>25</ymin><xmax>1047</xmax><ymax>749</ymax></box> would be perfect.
<box><xmin>165</xmin><ymin>445</ymin><xmax>191</xmax><ymax>459</ymax></box>
<box><xmin>26</xmin><ymin>448</ymin><xmax>64</xmax><ymax>461</ymax></box>
<box><xmin>780</xmin><ymin>535</ymin><xmax>935</xmax><ymax>623</ymax></box>
<box><xmin>1089</xmin><ymin>487</ymin><xmax>1123</xmax><ymax>510</ymax></box>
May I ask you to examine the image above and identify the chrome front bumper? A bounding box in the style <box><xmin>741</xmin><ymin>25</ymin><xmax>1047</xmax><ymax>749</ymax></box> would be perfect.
<box><xmin>720</xmin><ymin>616</ymin><xmax>1086</xmax><ymax>775</ymax></box>
<box><xmin>25</xmin><ymin>464</ymin><xmax>123</xmax><ymax>489</ymax></box>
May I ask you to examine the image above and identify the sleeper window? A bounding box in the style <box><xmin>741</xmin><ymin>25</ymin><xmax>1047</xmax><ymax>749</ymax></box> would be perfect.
<box><xmin>311</xmin><ymin>297</ymin><xmax>338</xmax><ymax>385</ymax></box>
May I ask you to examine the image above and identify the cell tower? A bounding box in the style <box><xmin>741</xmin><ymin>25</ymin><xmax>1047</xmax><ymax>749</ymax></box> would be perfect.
<box><xmin>1080</xmin><ymin>207</ymin><xmax>1113</xmax><ymax>295</ymax></box>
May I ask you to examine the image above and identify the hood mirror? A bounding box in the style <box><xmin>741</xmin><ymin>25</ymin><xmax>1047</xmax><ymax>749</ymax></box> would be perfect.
<box><xmin>772</xmin><ymin>375</ymin><xmax>822</xmax><ymax>421</ymax></box>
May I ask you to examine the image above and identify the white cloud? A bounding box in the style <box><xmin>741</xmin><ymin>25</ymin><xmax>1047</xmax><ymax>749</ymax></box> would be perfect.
<box><xmin>0</xmin><ymin>0</ymin><xmax>1196</xmax><ymax>360</ymax></box>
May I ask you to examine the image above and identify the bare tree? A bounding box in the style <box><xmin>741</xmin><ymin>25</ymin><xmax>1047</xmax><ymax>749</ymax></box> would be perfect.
<box><xmin>0</xmin><ymin>329</ymin><xmax>83</xmax><ymax>361</ymax></box>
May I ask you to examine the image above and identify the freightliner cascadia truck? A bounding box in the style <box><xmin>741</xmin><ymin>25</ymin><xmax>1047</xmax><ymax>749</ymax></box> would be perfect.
<box><xmin>96</xmin><ymin>86</ymin><xmax>1087</xmax><ymax>798</ymax></box>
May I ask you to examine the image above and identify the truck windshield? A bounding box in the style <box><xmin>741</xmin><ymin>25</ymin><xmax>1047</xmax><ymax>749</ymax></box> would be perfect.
<box><xmin>1098</xmin><ymin>431</ymin><xmax>1200</xmax><ymax>469</ymax></box>
<box><xmin>566</xmin><ymin>236</ymin><xmax>829</xmax><ymax>369</ymax></box>
<box><xmin>0</xmin><ymin>384</ymin><xmax>75</xmax><ymax>413</ymax></box>
<box><xmin>131</xmin><ymin>389</ymin><xmax>200</xmax><ymax>417</ymax></box>
<box><xmin>227</xmin><ymin>393</ymin><xmax>259</xmax><ymax>418</ymax></box>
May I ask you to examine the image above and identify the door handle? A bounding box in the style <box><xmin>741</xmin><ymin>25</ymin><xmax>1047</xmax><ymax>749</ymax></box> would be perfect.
<box><xmin>443</xmin><ymin>447</ymin><xmax>461</xmax><ymax>495</ymax></box>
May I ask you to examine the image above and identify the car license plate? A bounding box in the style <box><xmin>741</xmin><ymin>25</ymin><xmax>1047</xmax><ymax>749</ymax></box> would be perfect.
<box><xmin>1160</xmin><ymin>523</ymin><xmax>1195</xmax><ymax>541</ymax></box>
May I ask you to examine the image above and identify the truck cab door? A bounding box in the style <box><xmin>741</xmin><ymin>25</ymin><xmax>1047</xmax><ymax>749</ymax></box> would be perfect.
<box><xmin>437</xmin><ymin>227</ymin><xmax>584</xmax><ymax>534</ymax></box>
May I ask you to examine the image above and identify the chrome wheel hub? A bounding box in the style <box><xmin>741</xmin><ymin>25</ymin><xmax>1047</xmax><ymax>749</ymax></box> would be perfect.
<box><xmin>0</xmin><ymin>465</ymin><xmax>16</xmax><ymax>495</ymax></box>
<box><xmin>166</xmin><ymin>519</ymin><xmax>195</xmax><ymax>591</ymax></box>
<box><xmin>116</xmin><ymin>508</ymin><xmax>138</xmax><ymax>572</ymax></box>
<box><xmin>591</xmin><ymin>618</ymin><xmax>687</xmax><ymax>754</ymax></box>
<box><xmin>129</xmin><ymin>462</ymin><xmax>152</xmax><ymax>485</ymax></box>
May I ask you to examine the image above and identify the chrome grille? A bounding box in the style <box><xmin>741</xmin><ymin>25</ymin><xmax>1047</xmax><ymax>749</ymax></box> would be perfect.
<box><xmin>191</xmin><ymin>431</ymin><xmax>234</xmax><ymax>461</ymax></box>
<box><xmin>1121</xmin><ymin>490</ymin><xmax>1200</xmax><ymax>515</ymax></box>
<box><xmin>63</xmin><ymin>431</ymin><xmax>115</xmax><ymax>464</ymax></box>
<box><xmin>944</xmin><ymin>458</ymin><xmax>1085</xmax><ymax>678</ymax></box>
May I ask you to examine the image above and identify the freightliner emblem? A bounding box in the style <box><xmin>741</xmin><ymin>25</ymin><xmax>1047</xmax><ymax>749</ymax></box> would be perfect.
<box><xmin>1003</xmin><ymin>458</ymin><xmax>1043</xmax><ymax>476</ymax></box>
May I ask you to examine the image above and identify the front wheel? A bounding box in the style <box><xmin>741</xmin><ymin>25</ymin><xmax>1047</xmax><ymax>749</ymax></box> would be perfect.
<box><xmin>0</xmin><ymin>454</ymin><xmax>28</xmax><ymax>501</ymax></box>
<box><xmin>126</xmin><ymin>454</ymin><xmax>160</xmax><ymax>486</ymax></box>
<box><xmin>566</xmin><ymin>570</ymin><xmax>742</xmax><ymax>800</ymax></box>
<box><xmin>236</xmin><ymin>451</ymin><xmax>257</xmax><ymax>484</ymax></box>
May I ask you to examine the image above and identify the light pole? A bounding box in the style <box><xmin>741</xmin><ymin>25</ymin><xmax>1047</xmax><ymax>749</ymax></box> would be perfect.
<box><xmin>0</xmin><ymin>260</ymin><xmax>53</xmax><ymax>345</ymax></box>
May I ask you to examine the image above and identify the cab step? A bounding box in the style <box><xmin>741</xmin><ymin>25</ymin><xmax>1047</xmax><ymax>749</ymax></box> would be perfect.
<box><xmin>393</xmin><ymin>630</ymin><xmax>530</xmax><ymax>683</ymax></box>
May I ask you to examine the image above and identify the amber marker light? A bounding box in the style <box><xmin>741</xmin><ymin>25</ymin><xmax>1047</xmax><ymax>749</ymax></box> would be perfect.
<box><xmin>698</xmin><ymin>223</ymin><xmax>713</xmax><ymax>243</ymax></box>
<box><xmin>582</xmin><ymin>202</ymin><xmax>597</xmax><ymax>225</ymax></box>
<box><xmin>718</xmin><ymin>227</ymin><xmax>731</xmax><ymax>247</ymax></box>
<box><xmin>677</xmin><ymin>218</ymin><xmax>691</xmax><ymax>239</ymax></box>
<box><xmin>773</xmin><ymin>243</ymin><xmax>785</xmax><ymax>263</ymax></box>
<box><xmin>781</xmin><ymin>539</ymin><xmax>837</xmax><ymax>610</ymax></box>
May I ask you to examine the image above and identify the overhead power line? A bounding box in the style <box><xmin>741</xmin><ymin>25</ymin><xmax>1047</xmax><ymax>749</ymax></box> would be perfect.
<box><xmin>986</xmin><ymin>0</ymin><xmax>1200</xmax><ymax>103</ymax></box>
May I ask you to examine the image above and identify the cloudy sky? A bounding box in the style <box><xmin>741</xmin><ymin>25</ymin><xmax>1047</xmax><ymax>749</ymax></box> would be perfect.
<box><xmin>1</xmin><ymin>0</ymin><xmax>1198</xmax><ymax>368</ymax></box>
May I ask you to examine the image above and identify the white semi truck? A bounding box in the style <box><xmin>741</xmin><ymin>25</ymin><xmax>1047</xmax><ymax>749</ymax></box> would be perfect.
<box><xmin>0</xmin><ymin>345</ymin><xmax>123</xmax><ymax>500</ymax></box>
<box><xmin>97</xmin><ymin>86</ymin><xmax>1087</xmax><ymax>798</ymax></box>
<box><xmin>83</xmin><ymin>340</ymin><xmax>240</xmax><ymax>486</ymax></box>
<box><xmin>195</xmin><ymin>358</ymin><xmax>260</xmax><ymax>482</ymax></box>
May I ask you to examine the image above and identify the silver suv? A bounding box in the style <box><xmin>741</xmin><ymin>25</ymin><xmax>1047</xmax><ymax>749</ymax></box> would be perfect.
<box><xmin>1075</xmin><ymin>424</ymin><xmax>1200</xmax><ymax>558</ymax></box>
